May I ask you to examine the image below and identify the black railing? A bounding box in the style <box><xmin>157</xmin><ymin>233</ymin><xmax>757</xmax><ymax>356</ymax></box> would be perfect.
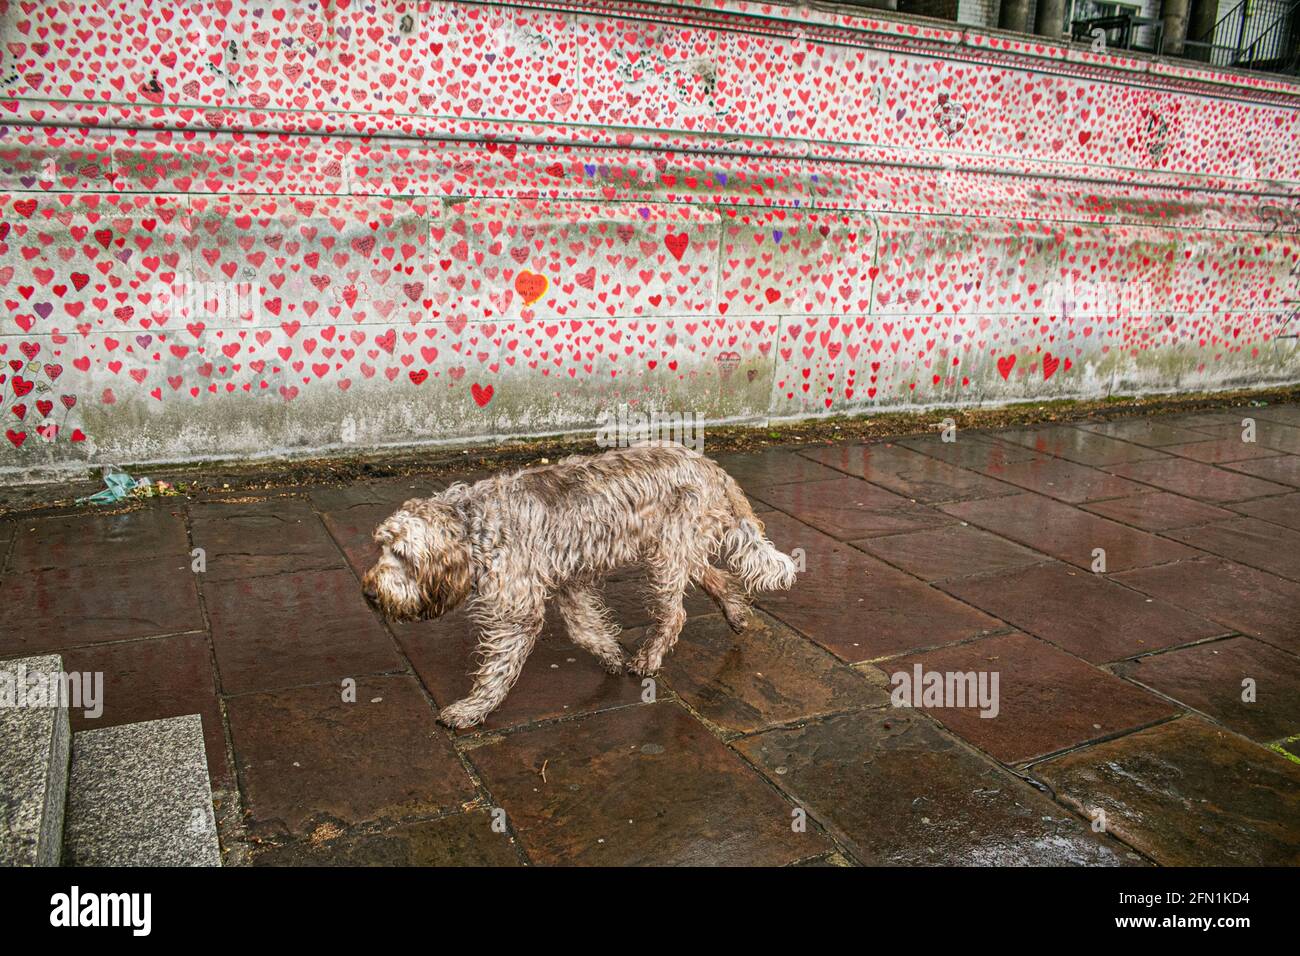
<box><xmin>1186</xmin><ymin>0</ymin><xmax>1254</xmax><ymax>64</ymax></box>
<box><xmin>1237</xmin><ymin>1</ymin><xmax>1300</xmax><ymax>71</ymax></box>
<box><xmin>1183</xmin><ymin>0</ymin><xmax>1298</xmax><ymax>72</ymax></box>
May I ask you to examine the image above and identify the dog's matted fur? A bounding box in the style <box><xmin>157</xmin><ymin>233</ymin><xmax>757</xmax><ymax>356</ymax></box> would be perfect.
<box><xmin>362</xmin><ymin>442</ymin><xmax>798</xmax><ymax>727</ymax></box>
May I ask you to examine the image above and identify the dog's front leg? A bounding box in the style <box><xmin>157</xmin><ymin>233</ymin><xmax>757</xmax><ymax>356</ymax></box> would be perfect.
<box><xmin>439</xmin><ymin>601</ymin><xmax>544</xmax><ymax>729</ymax></box>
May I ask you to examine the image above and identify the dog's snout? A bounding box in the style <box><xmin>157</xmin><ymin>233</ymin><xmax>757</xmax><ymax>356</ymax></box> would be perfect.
<box><xmin>361</xmin><ymin>577</ymin><xmax>379</xmax><ymax>603</ymax></box>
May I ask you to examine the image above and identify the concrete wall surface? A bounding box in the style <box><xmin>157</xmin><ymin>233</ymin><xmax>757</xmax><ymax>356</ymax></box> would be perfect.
<box><xmin>1</xmin><ymin>0</ymin><xmax>1298</xmax><ymax>480</ymax></box>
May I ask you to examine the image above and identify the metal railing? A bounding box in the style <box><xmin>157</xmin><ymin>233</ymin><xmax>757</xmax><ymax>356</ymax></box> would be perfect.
<box><xmin>1187</xmin><ymin>0</ymin><xmax>1256</xmax><ymax>63</ymax></box>
<box><xmin>1237</xmin><ymin>1</ymin><xmax>1300</xmax><ymax>71</ymax></box>
<box><xmin>1183</xmin><ymin>0</ymin><xmax>1298</xmax><ymax>72</ymax></box>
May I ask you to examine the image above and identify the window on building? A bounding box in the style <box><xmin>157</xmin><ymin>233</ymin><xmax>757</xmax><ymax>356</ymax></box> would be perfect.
<box><xmin>1070</xmin><ymin>0</ymin><xmax>1142</xmax><ymax>30</ymax></box>
<box><xmin>1069</xmin><ymin>0</ymin><xmax>1154</xmax><ymax>50</ymax></box>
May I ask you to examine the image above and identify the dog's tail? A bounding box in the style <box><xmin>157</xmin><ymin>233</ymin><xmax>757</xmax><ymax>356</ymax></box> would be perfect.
<box><xmin>719</xmin><ymin>475</ymin><xmax>798</xmax><ymax>593</ymax></box>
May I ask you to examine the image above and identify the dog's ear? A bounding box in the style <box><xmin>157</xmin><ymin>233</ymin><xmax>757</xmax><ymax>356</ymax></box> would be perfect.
<box><xmin>409</xmin><ymin>503</ymin><xmax>472</xmax><ymax>618</ymax></box>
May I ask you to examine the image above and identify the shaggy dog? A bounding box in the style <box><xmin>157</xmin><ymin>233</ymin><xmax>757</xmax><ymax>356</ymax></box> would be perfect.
<box><xmin>362</xmin><ymin>442</ymin><xmax>798</xmax><ymax>728</ymax></box>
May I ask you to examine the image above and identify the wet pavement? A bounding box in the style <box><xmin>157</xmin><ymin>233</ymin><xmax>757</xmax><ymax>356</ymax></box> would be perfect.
<box><xmin>2</xmin><ymin>404</ymin><xmax>1299</xmax><ymax>866</ymax></box>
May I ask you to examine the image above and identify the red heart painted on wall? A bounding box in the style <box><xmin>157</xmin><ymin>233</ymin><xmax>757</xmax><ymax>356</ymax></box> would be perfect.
<box><xmin>514</xmin><ymin>271</ymin><xmax>549</xmax><ymax>306</ymax></box>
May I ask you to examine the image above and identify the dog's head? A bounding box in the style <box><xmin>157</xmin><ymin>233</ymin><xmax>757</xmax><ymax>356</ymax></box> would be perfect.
<box><xmin>361</xmin><ymin>497</ymin><xmax>472</xmax><ymax>622</ymax></box>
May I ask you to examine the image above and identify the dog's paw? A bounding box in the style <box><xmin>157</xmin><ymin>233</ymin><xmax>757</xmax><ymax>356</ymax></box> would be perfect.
<box><xmin>599</xmin><ymin>654</ymin><xmax>626</xmax><ymax>675</ymax></box>
<box><xmin>625</xmin><ymin>649</ymin><xmax>662</xmax><ymax>678</ymax></box>
<box><xmin>438</xmin><ymin>700</ymin><xmax>490</xmax><ymax>729</ymax></box>
<box><xmin>722</xmin><ymin>604</ymin><xmax>752</xmax><ymax>634</ymax></box>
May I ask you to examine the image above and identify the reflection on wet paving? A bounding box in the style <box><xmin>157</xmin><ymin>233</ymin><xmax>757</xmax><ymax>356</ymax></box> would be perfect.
<box><xmin>1</xmin><ymin>403</ymin><xmax>1298</xmax><ymax>865</ymax></box>
<box><xmin>800</xmin><ymin>442</ymin><xmax>1015</xmax><ymax>502</ymax></box>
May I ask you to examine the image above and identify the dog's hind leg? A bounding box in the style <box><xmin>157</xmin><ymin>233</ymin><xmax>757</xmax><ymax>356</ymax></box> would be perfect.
<box><xmin>627</xmin><ymin>554</ymin><xmax>689</xmax><ymax>678</ymax></box>
<box><xmin>557</xmin><ymin>585</ymin><xmax>625</xmax><ymax>674</ymax></box>
<box><xmin>438</xmin><ymin>595</ymin><xmax>545</xmax><ymax>729</ymax></box>
<box><xmin>697</xmin><ymin>565</ymin><xmax>752</xmax><ymax>634</ymax></box>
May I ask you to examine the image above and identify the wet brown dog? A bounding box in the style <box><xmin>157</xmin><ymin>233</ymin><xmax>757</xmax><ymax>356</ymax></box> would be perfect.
<box><xmin>362</xmin><ymin>442</ymin><xmax>797</xmax><ymax>728</ymax></box>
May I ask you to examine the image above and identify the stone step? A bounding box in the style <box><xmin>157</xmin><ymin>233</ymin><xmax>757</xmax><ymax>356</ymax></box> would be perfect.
<box><xmin>0</xmin><ymin>655</ymin><xmax>71</xmax><ymax>867</ymax></box>
<box><xmin>63</xmin><ymin>714</ymin><xmax>221</xmax><ymax>867</ymax></box>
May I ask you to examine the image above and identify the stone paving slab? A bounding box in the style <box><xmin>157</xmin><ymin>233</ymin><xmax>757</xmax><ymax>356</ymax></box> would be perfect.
<box><xmin>1079</xmin><ymin>492</ymin><xmax>1237</xmax><ymax>531</ymax></box>
<box><xmin>598</xmin><ymin>574</ymin><xmax>718</xmax><ymax>628</ymax></box>
<box><xmin>1073</xmin><ymin>418</ymin><xmax>1218</xmax><ymax>447</ymax></box>
<box><xmin>1228</xmin><ymin>490</ymin><xmax>1300</xmax><ymax>530</ymax></box>
<box><xmin>980</xmin><ymin>457</ymin><xmax>1148</xmax><ymax>503</ymax></box>
<box><xmin>205</xmin><ymin>568</ymin><xmax>404</xmax><ymax>696</ymax></box>
<box><xmin>1186</xmin><ymin>419</ymin><xmax>1300</xmax><ymax>454</ymax></box>
<box><xmin>1206</xmin><ymin>421</ymin><xmax>1300</xmax><ymax>455</ymax></box>
<box><xmin>895</xmin><ymin>433</ymin><xmax>1042</xmax><ymax>469</ymax></box>
<box><xmin>251</xmin><ymin>812</ymin><xmax>523</xmax><ymax>867</ymax></box>
<box><xmin>189</xmin><ymin>498</ymin><xmax>345</xmax><ymax>581</ymax></box>
<box><xmin>752</xmin><ymin>475</ymin><xmax>955</xmax><ymax>539</ymax></box>
<box><xmin>5</xmin><ymin>506</ymin><xmax>190</xmax><ymax>573</ymax></box>
<box><xmin>939</xmin><ymin>562</ymin><xmax>1227</xmax><ymax>663</ymax></box>
<box><xmin>941</xmin><ymin>492</ymin><xmax>1198</xmax><ymax>572</ymax></box>
<box><xmin>799</xmin><ymin>443</ymin><xmax>1015</xmax><ymax>502</ymax></box>
<box><xmin>1033</xmin><ymin>718</ymin><xmax>1300</xmax><ymax>866</ymax></box>
<box><xmin>1162</xmin><ymin>516</ymin><xmax>1300</xmax><ymax>583</ymax></box>
<box><xmin>0</xmin><ymin>556</ymin><xmax>204</xmax><ymax>656</ymax></box>
<box><xmin>1111</xmin><ymin>637</ymin><xmax>1300</xmax><ymax>743</ymax></box>
<box><xmin>1190</xmin><ymin>418</ymin><xmax>1296</xmax><ymax>441</ymax></box>
<box><xmin>711</xmin><ymin>449</ymin><xmax>844</xmax><ymax>491</ymax></box>
<box><xmin>1106</xmin><ymin>457</ymin><xmax>1292</xmax><ymax>501</ymax></box>
<box><xmin>884</xmin><ymin>632</ymin><xmax>1177</xmax><ymax>764</ymax></box>
<box><xmin>1114</xmin><ymin>556</ymin><xmax>1300</xmax><ymax>656</ymax></box>
<box><xmin>307</xmin><ymin>477</ymin><xmax>446</xmax><ymax>513</ymax></box>
<box><xmin>393</xmin><ymin>571</ymin><xmax>719</xmax><ymax>734</ymax></box>
<box><xmin>993</xmin><ymin>425</ymin><xmax>1168</xmax><ymax>466</ymax></box>
<box><xmin>1160</xmin><ymin>437</ymin><xmax>1285</xmax><ymax>464</ymax></box>
<box><xmin>758</xmin><ymin>511</ymin><xmax>1002</xmax><ymax>661</ymax></box>
<box><xmin>1160</xmin><ymin>410</ymin><xmax>1254</xmax><ymax>431</ymax></box>
<box><xmin>225</xmin><ymin>675</ymin><xmax>476</xmax><ymax>839</ymax></box>
<box><xmin>633</xmin><ymin>611</ymin><xmax>890</xmax><ymax>735</ymax></box>
<box><xmin>465</xmin><ymin>702</ymin><xmax>829</xmax><ymax>866</ymax></box>
<box><xmin>850</xmin><ymin>524</ymin><xmax>1045</xmax><ymax>582</ymax></box>
<box><xmin>735</xmin><ymin>711</ymin><xmax>1138</xmax><ymax>866</ymax></box>
<box><xmin>1221</xmin><ymin>454</ymin><xmax>1300</xmax><ymax>488</ymax></box>
<box><xmin>1248</xmin><ymin>406</ymin><xmax>1300</xmax><ymax>427</ymax></box>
